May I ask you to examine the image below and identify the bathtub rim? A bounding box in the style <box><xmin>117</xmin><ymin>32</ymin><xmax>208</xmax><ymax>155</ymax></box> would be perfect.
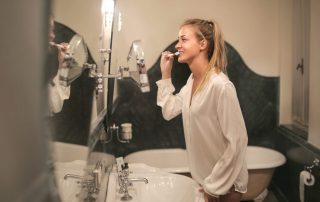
<box><xmin>125</xmin><ymin>146</ymin><xmax>286</xmax><ymax>171</ymax></box>
<box><xmin>124</xmin><ymin>148</ymin><xmax>190</xmax><ymax>173</ymax></box>
<box><xmin>246</xmin><ymin>146</ymin><xmax>286</xmax><ymax>170</ymax></box>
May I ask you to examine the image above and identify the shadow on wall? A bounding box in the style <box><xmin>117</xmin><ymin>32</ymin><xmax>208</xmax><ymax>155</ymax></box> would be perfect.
<box><xmin>107</xmin><ymin>40</ymin><xmax>279</xmax><ymax>157</ymax></box>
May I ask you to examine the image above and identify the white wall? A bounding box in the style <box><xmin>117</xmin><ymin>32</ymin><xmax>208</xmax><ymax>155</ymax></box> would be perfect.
<box><xmin>308</xmin><ymin>0</ymin><xmax>320</xmax><ymax>148</ymax></box>
<box><xmin>53</xmin><ymin>0</ymin><xmax>108</xmax><ymax>124</ymax></box>
<box><xmin>112</xmin><ymin>0</ymin><xmax>279</xmax><ymax>76</ymax></box>
<box><xmin>278</xmin><ymin>0</ymin><xmax>294</xmax><ymax>125</ymax></box>
<box><xmin>53</xmin><ymin>0</ymin><xmax>103</xmax><ymax>64</ymax></box>
<box><xmin>278</xmin><ymin>0</ymin><xmax>320</xmax><ymax>148</ymax></box>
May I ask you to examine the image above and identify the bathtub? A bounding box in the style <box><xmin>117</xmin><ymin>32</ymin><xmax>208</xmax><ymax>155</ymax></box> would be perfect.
<box><xmin>124</xmin><ymin>146</ymin><xmax>286</xmax><ymax>201</ymax></box>
<box><xmin>52</xmin><ymin>141</ymin><xmax>89</xmax><ymax>162</ymax></box>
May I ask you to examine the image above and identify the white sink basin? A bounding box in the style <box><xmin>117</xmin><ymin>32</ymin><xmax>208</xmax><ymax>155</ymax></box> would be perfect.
<box><xmin>54</xmin><ymin>160</ymin><xmax>87</xmax><ymax>202</ymax></box>
<box><xmin>105</xmin><ymin>164</ymin><xmax>204</xmax><ymax>202</ymax></box>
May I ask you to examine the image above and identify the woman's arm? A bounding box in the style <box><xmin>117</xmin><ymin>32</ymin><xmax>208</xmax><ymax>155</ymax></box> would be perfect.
<box><xmin>156</xmin><ymin>51</ymin><xmax>186</xmax><ymax>120</ymax></box>
<box><xmin>48</xmin><ymin>70</ymin><xmax>71</xmax><ymax>114</ymax></box>
<box><xmin>156</xmin><ymin>78</ymin><xmax>184</xmax><ymax>120</ymax></box>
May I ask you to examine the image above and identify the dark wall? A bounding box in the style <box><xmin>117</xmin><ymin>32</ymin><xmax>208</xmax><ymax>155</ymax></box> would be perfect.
<box><xmin>106</xmin><ymin>41</ymin><xmax>279</xmax><ymax>156</ymax></box>
<box><xmin>272</xmin><ymin>126</ymin><xmax>320</xmax><ymax>202</ymax></box>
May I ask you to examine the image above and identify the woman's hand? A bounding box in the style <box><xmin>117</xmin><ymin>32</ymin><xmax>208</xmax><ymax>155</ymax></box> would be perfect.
<box><xmin>160</xmin><ymin>51</ymin><xmax>175</xmax><ymax>79</ymax></box>
<box><xmin>199</xmin><ymin>188</ymin><xmax>218</xmax><ymax>202</ymax></box>
<box><xmin>200</xmin><ymin>186</ymin><xmax>241</xmax><ymax>202</ymax></box>
<box><xmin>204</xmin><ymin>191</ymin><xmax>218</xmax><ymax>202</ymax></box>
<box><xmin>57</xmin><ymin>43</ymin><xmax>69</xmax><ymax>68</ymax></box>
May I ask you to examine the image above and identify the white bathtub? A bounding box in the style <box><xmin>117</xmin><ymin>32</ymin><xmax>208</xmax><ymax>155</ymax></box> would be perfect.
<box><xmin>125</xmin><ymin>148</ymin><xmax>189</xmax><ymax>173</ymax></box>
<box><xmin>52</xmin><ymin>141</ymin><xmax>89</xmax><ymax>162</ymax></box>
<box><xmin>124</xmin><ymin>146</ymin><xmax>286</xmax><ymax>201</ymax></box>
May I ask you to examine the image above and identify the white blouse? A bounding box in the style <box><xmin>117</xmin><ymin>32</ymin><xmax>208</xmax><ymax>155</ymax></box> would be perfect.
<box><xmin>156</xmin><ymin>72</ymin><xmax>248</xmax><ymax>196</ymax></box>
<box><xmin>48</xmin><ymin>69</ymin><xmax>71</xmax><ymax>115</ymax></box>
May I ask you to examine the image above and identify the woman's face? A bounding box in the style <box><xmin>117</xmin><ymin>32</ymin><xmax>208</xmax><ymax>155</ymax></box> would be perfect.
<box><xmin>175</xmin><ymin>25</ymin><xmax>203</xmax><ymax>64</ymax></box>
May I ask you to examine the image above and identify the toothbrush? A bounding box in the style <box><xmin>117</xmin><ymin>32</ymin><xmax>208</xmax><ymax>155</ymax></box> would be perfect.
<box><xmin>168</xmin><ymin>51</ymin><xmax>179</xmax><ymax>57</ymax></box>
<box><xmin>49</xmin><ymin>42</ymin><xmax>68</xmax><ymax>49</ymax></box>
<box><xmin>162</xmin><ymin>51</ymin><xmax>180</xmax><ymax>57</ymax></box>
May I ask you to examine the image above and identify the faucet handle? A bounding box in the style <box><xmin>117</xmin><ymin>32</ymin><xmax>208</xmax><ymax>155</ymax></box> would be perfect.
<box><xmin>116</xmin><ymin>157</ymin><xmax>125</xmax><ymax>172</ymax></box>
<box><xmin>121</xmin><ymin>162</ymin><xmax>129</xmax><ymax>170</ymax></box>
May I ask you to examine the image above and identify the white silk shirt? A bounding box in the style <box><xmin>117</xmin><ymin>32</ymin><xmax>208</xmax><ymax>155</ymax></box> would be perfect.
<box><xmin>48</xmin><ymin>69</ymin><xmax>71</xmax><ymax>115</ymax></box>
<box><xmin>156</xmin><ymin>72</ymin><xmax>248</xmax><ymax>196</ymax></box>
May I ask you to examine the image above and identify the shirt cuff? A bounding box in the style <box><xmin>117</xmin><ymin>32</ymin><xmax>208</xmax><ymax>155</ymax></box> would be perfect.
<box><xmin>156</xmin><ymin>78</ymin><xmax>173</xmax><ymax>87</ymax></box>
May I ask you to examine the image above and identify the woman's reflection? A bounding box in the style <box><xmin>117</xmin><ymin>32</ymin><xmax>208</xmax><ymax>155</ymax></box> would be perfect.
<box><xmin>47</xmin><ymin>15</ymin><xmax>70</xmax><ymax>115</ymax></box>
<box><xmin>46</xmin><ymin>17</ymin><xmax>96</xmax><ymax>145</ymax></box>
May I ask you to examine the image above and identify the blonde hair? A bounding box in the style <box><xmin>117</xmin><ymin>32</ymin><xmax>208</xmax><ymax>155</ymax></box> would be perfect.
<box><xmin>181</xmin><ymin>19</ymin><xmax>227</xmax><ymax>94</ymax></box>
<box><xmin>181</xmin><ymin>18</ymin><xmax>227</xmax><ymax>73</ymax></box>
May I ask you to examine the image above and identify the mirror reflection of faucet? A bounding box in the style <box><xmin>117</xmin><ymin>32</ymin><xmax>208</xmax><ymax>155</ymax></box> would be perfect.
<box><xmin>100</xmin><ymin>123</ymin><xmax>133</xmax><ymax>144</ymax></box>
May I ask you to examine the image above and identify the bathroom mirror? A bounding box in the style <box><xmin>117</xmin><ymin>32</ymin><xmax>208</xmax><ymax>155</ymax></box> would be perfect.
<box><xmin>49</xmin><ymin>0</ymin><xmax>115</xmax><ymax>201</ymax></box>
<box><xmin>59</xmin><ymin>34</ymin><xmax>89</xmax><ymax>86</ymax></box>
<box><xmin>50</xmin><ymin>0</ymin><xmax>110</xmax><ymax>145</ymax></box>
<box><xmin>47</xmin><ymin>21</ymin><xmax>96</xmax><ymax>146</ymax></box>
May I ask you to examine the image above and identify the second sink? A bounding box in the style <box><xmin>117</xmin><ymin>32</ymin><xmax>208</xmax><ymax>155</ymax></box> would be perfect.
<box><xmin>105</xmin><ymin>163</ymin><xmax>204</xmax><ymax>202</ymax></box>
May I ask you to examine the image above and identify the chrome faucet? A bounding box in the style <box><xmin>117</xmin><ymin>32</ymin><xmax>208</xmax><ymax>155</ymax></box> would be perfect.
<box><xmin>64</xmin><ymin>174</ymin><xmax>91</xmax><ymax>180</ymax></box>
<box><xmin>117</xmin><ymin>162</ymin><xmax>148</xmax><ymax>201</ymax></box>
<box><xmin>63</xmin><ymin>160</ymin><xmax>105</xmax><ymax>200</ymax></box>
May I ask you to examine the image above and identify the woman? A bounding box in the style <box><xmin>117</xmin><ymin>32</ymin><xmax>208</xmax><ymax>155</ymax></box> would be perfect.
<box><xmin>156</xmin><ymin>19</ymin><xmax>248</xmax><ymax>202</ymax></box>
<box><xmin>47</xmin><ymin>15</ymin><xmax>70</xmax><ymax>115</ymax></box>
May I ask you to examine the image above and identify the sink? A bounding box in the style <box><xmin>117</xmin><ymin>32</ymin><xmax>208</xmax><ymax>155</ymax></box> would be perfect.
<box><xmin>52</xmin><ymin>142</ymin><xmax>90</xmax><ymax>202</ymax></box>
<box><xmin>105</xmin><ymin>164</ymin><xmax>204</xmax><ymax>202</ymax></box>
<box><xmin>54</xmin><ymin>160</ymin><xmax>87</xmax><ymax>202</ymax></box>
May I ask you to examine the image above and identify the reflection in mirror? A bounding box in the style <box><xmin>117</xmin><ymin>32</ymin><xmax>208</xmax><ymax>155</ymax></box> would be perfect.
<box><xmin>49</xmin><ymin>0</ymin><xmax>119</xmax><ymax>201</ymax></box>
<box><xmin>45</xmin><ymin>1</ymin><xmax>320</xmax><ymax>201</ymax></box>
<box><xmin>59</xmin><ymin>34</ymin><xmax>89</xmax><ymax>86</ymax></box>
<box><xmin>47</xmin><ymin>22</ymin><xmax>96</xmax><ymax>146</ymax></box>
<box><xmin>47</xmin><ymin>20</ymin><xmax>98</xmax><ymax>202</ymax></box>
<box><xmin>126</xmin><ymin>40</ymin><xmax>150</xmax><ymax>93</ymax></box>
